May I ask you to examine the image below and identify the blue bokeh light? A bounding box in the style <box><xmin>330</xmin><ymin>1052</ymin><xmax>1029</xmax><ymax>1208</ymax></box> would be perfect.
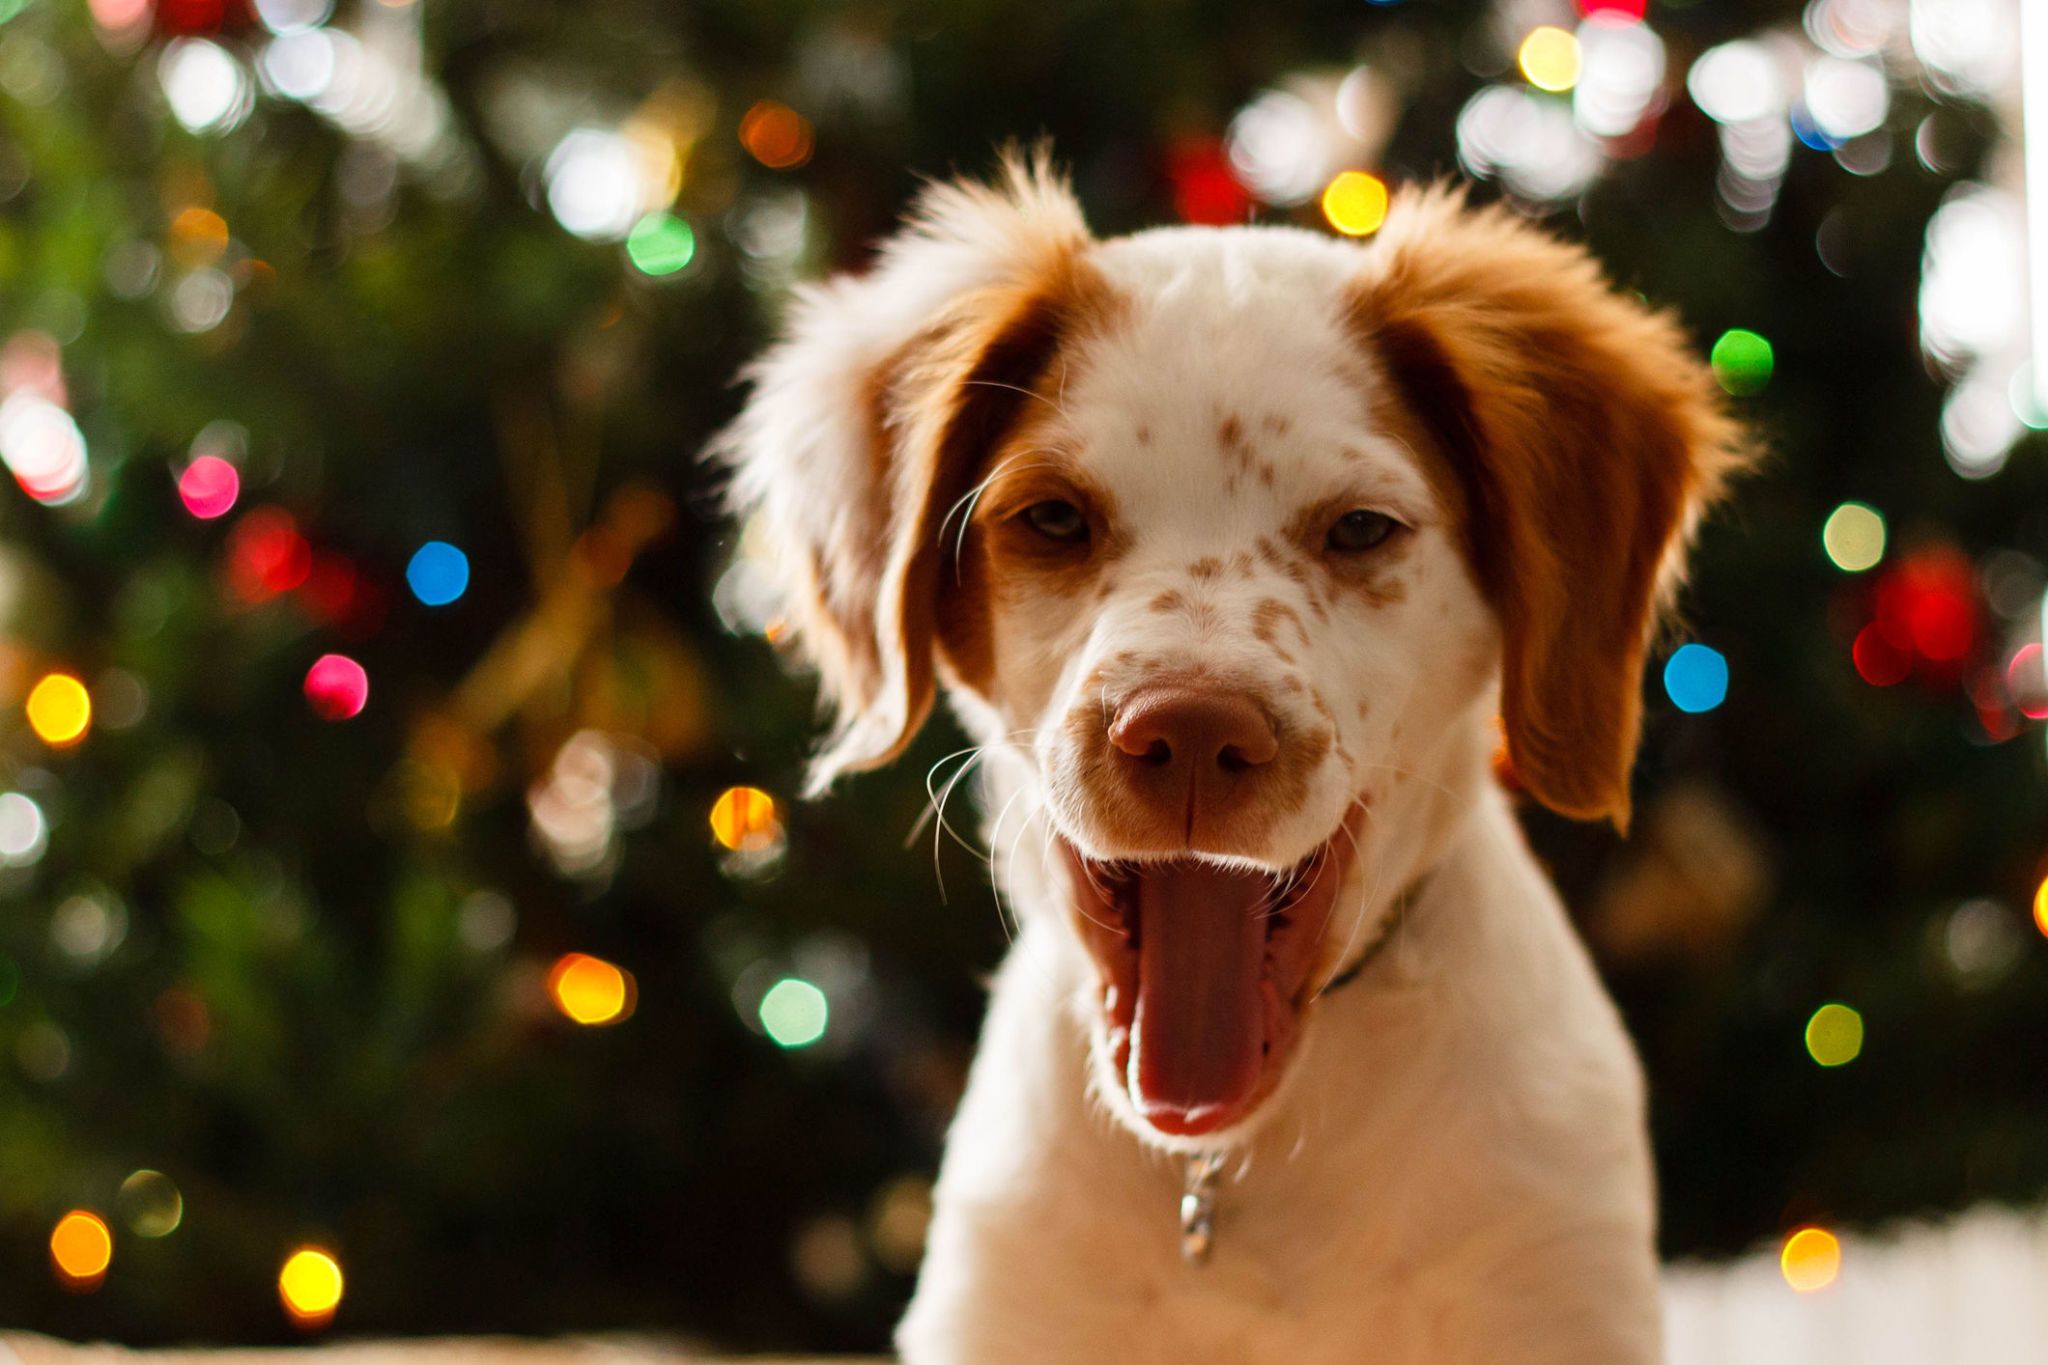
<box><xmin>1663</xmin><ymin>643</ymin><xmax>1729</xmax><ymax>714</ymax></box>
<box><xmin>406</xmin><ymin>540</ymin><xmax>470</xmax><ymax>607</ymax></box>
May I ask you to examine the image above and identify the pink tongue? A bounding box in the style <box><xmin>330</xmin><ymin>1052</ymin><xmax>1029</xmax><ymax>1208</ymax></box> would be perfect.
<box><xmin>1130</xmin><ymin>862</ymin><xmax>1270</xmax><ymax>1134</ymax></box>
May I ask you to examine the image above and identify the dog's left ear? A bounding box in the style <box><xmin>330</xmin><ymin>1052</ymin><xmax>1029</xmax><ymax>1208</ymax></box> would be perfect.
<box><xmin>1351</xmin><ymin>186</ymin><xmax>1754</xmax><ymax>831</ymax></box>
<box><xmin>714</xmin><ymin>151</ymin><xmax>1101</xmax><ymax>794</ymax></box>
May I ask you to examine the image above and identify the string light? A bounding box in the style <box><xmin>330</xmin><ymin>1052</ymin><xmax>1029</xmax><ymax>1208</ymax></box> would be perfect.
<box><xmin>547</xmin><ymin>952</ymin><xmax>633</xmax><ymax>1025</ymax></box>
<box><xmin>739</xmin><ymin>100</ymin><xmax>813</xmax><ymax>170</ymax></box>
<box><xmin>1711</xmin><ymin>328</ymin><xmax>1775</xmax><ymax>394</ymax></box>
<box><xmin>278</xmin><ymin>1247</ymin><xmax>344</xmax><ymax>1327</ymax></box>
<box><xmin>1663</xmin><ymin>644</ymin><xmax>1729</xmax><ymax>714</ymax></box>
<box><xmin>759</xmin><ymin>976</ymin><xmax>828</xmax><ymax>1048</ymax></box>
<box><xmin>50</xmin><ymin>1210</ymin><xmax>113</xmax><ymax>1290</ymax></box>
<box><xmin>1780</xmin><ymin>1226</ymin><xmax>1841</xmax><ymax>1292</ymax></box>
<box><xmin>1821</xmin><ymin>501</ymin><xmax>1886</xmax><ymax>572</ymax></box>
<box><xmin>626</xmin><ymin>212</ymin><xmax>696</xmax><ymax>276</ymax></box>
<box><xmin>27</xmin><ymin>673</ymin><xmax>91</xmax><ymax>746</ymax></box>
<box><xmin>178</xmin><ymin>454</ymin><xmax>240</xmax><ymax>519</ymax></box>
<box><xmin>1805</xmin><ymin>1002</ymin><xmax>1864</xmax><ymax>1067</ymax></box>
<box><xmin>404</xmin><ymin>540</ymin><xmax>470</xmax><ymax>606</ymax></box>
<box><xmin>1518</xmin><ymin>26</ymin><xmax>1582</xmax><ymax>93</ymax></box>
<box><xmin>1320</xmin><ymin>171</ymin><xmax>1389</xmax><ymax>237</ymax></box>
<box><xmin>303</xmin><ymin>654</ymin><xmax>368</xmax><ymax>721</ymax></box>
<box><xmin>710</xmin><ymin>785</ymin><xmax>781</xmax><ymax>852</ymax></box>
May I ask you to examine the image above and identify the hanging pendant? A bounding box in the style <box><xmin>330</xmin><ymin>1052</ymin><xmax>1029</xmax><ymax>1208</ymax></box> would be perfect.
<box><xmin>1179</xmin><ymin>1151</ymin><xmax>1225</xmax><ymax>1264</ymax></box>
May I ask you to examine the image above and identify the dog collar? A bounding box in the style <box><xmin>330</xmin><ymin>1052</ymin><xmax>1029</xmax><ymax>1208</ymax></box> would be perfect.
<box><xmin>1178</xmin><ymin>872</ymin><xmax>1430</xmax><ymax>1265</ymax></box>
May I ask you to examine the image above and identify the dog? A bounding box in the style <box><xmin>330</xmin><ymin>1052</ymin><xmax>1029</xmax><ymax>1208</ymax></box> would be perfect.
<box><xmin>716</xmin><ymin>150</ymin><xmax>1748</xmax><ymax>1363</ymax></box>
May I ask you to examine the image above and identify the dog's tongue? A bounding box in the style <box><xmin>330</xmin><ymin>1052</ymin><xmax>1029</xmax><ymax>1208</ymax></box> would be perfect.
<box><xmin>1129</xmin><ymin>861</ymin><xmax>1270</xmax><ymax>1135</ymax></box>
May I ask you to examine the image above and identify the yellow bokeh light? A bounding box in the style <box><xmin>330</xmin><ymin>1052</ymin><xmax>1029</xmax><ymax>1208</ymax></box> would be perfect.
<box><xmin>1821</xmin><ymin>502</ymin><xmax>1886</xmax><ymax>573</ymax></box>
<box><xmin>27</xmin><ymin>673</ymin><xmax>91</xmax><ymax>747</ymax></box>
<box><xmin>50</xmin><ymin>1210</ymin><xmax>112</xmax><ymax>1287</ymax></box>
<box><xmin>1518</xmin><ymin>26</ymin><xmax>1581</xmax><ymax>92</ymax></box>
<box><xmin>547</xmin><ymin>951</ymin><xmax>632</xmax><ymax>1025</ymax></box>
<box><xmin>1780</xmin><ymin>1226</ymin><xmax>1841</xmax><ymax>1292</ymax></box>
<box><xmin>1804</xmin><ymin>1002</ymin><xmax>1864</xmax><ymax>1068</ymax></box>
<box><xmin>278</xmin><ymin>1247</ymin><xmax>344</xmax><ymax>1324</ymax></box>
<box><xmin>710</xmin><ymin>785</ymin><xmax>781</xmax><ymax>852</ymax></box>
<box><xmin>2033</xmin><ymin>876</ymin><xmax>2048</xmax><ymax>939</ymax></box>
<box><xmin>1321</xmin><ymin>171</ymin><xmax>1390</xmax><ymax>238</ymax></box>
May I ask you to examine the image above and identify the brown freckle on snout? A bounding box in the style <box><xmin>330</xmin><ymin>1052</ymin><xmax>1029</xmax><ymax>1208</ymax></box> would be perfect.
<box><xmin>1218</xmin><ymin>414</ymin><xmax>1245</xmax><ymax>449</ymax></box>
<box><xmin>1135</xmin><ymin>424</ymin><xmax>1152</xmax><ymax>446</ymax></box>
<box><xmin>1261</xmin><ymin>414</ymin><xmax>1291</xmax><ymax>437</ymax></box>
<box><xmin>1356</xmin><ymin>700</ymin><xmax>1371</xmax><ymax>720</ymax></box>
<box><xmin>1149</xmin><ymin>589</ymin><xmax>1186</xmax><ymax>614</ymax></box>
<box><xmin>1188</xmin><ymin>557</ymin><xmax>1222</xmax><ymax>580</ymax></box>
<box><xmin>1258</xmin><ymin>462</ymin><xmax>1277</xmax><ymax>488</ymax></box>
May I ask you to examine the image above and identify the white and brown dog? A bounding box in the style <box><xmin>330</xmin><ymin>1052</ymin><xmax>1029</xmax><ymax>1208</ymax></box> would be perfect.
<box><xmin>717</xmin><ymin>152</ymin><xmax>1749</xmax><ymax>1363</ymax></box>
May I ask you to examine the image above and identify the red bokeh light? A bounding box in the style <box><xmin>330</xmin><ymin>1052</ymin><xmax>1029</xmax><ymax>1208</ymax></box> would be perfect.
<box><xmin>1578</xmin><ymin>0</ymin><xmax>1647</xmax><ymax>16</ymax></box>
<box><xmin>2006</xmin><ymin>644</ymin><xmax>2048</xmax><ymax>720</ymax></box>
<box><xmin>303</xmin><ymin>654</ymin><xmax>368</xmax><ymax>721</ymax></box>
<box><xmin>226</xmin><ymin>507</ymin><xmax>312</xmax><ymax>603</ymax></box>
<box><xmin>1167</xmin><ymin>136</ymin><xmax>1250</xmax><ymax>226</ymax></box>
<box><xmin>178</xmin><ymin>455</ymin><xmax>239</xmax><ymax>520</ymax></box>
<box><xmin>1851</xmin><ymin>622</ymin><xmax>1911</xmax><ymax>687</ymax></box>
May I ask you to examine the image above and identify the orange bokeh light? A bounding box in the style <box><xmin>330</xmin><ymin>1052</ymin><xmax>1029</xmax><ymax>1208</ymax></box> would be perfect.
<box><xmin>547</xmin><ymin>952</ymin><xmax>633</xmax><ymax>1025</ymax></box>
<box><xmin>1780</xmin><ymin>1226</ymin><xmax>1841</xmax><ymax>1293</ymax></box>
<box><xmin>50</xmin><ymin>1210</ymin><xmax>112</xmax><ymax>1289</ymax></box>
<box><xmin>739</xmin><ymin>100</ymin><xmax>814</xmax><ymax>170</ymax></box>
<box><xmin>710</xmin><ymin>785</ymin><xmax>780</xmax><ymax>852</ymax></box>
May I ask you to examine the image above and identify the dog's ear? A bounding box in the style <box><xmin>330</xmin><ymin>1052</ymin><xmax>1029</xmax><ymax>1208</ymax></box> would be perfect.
<box><xmin>1352</xmin><ymin>186</ymin><xmax>1752</xmax><ymax>831</ymax></box>
<box><xmin>714</xmin><ymin>150</ymin><xmax>1096</xmax><ymax>793</ymax></box>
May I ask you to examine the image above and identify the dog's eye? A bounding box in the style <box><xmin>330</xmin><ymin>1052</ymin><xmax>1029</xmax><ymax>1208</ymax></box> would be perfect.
<box><xmin>1326</xmin><ymin>509</ymin><xmax>1398</xmax><ymax>554</ymax></box>
<box><xmin>1022</xmin><ymin>499</ymin><xmax>1089</xmax><ymax>544</ymax></box>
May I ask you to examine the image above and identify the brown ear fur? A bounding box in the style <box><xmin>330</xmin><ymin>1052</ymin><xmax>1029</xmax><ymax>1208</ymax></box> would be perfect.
<box><xmin>716</xmin><ymin>150</ymin><xmax>1099</xmax><ymax>792</ymax></box>
<box><xmin>1352</xmin><ymin>186</ymin><xmax>1751</xmax><ymax>830</ymax></box>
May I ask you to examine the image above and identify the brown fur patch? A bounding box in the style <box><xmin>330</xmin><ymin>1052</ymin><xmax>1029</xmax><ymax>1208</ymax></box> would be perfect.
<box><xmin>1261</xmin><ymin>413</ymin><xmax>1292</xmax><ymax>438</ymax></box>
<box><xmin>1349</xmin><ymin>184</ymin><xmax>1753</xmax><ymax>828</ymax></box>
<box><xmin>1187</xmin><ymin>557</ymin><xmax>1222</xmax><ymax>580</ymax></box>
<box><xmin>1149</xmin><ymin>589</ymin><xmax>1186</xmax><ymax>614</ymax></box>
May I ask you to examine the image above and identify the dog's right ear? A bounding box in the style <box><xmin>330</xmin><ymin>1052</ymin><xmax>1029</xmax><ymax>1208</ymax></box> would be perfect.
<box><xmin>712</xmin><ymin>151</ymin><xmax>1094</xmax><ymax>795</ymax></box>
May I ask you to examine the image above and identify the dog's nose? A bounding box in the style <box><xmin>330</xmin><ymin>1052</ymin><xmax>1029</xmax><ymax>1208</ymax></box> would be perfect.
<box><xmin>1109</xmin><ymin>688</ymin><xmax>1279</xmax><ymax>774</ymax></box>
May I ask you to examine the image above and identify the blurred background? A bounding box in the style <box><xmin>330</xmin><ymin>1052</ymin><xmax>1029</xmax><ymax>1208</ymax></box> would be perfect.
<box><xmin>0</xmin><ymin>0</ymin><xmax>2042</xmax><ymax>1352</ymax></box>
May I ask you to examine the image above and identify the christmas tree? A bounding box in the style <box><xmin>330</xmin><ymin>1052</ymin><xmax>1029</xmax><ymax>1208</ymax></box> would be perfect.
<box><xmin>0</xmin><ymin>0</ymin><xmax>2041</xmax><ymax>1350</ymax></box>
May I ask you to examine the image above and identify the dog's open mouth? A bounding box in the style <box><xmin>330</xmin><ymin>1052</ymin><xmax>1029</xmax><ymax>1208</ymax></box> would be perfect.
<box><xmin>1059</xmin><ymin>837</ymin><xmax>1349</xmax><ymax>1138</ymax></box>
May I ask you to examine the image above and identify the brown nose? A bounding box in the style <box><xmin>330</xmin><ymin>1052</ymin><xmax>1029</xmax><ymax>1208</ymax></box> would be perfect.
<box><xmin>1110</xmin><ymin>687</ymin><xmax>1280</xmax><ymax>774</ymax></box>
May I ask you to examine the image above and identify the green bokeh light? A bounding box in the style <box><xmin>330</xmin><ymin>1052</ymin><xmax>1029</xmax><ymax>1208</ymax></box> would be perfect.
<box><xmin>1711</xmin><ymin>328</ymin><xmax>1774</xmax><ymax>396</ymax></box>
<box><xmin>626</xmin><ymin>212</ymin><xmax>696</xmax><ymax>277</ymax></box>
<box><xmin>758</xmin><ymin>977</ymin><xmax>828</xmax><ymax>1048</ymax></box>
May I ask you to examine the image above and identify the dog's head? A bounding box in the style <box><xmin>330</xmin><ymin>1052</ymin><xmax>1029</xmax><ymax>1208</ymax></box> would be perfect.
<box><xmin>718</xmin><ymin>153</ymin><xmax>1746</xmax><ymax>1147</ymax></box>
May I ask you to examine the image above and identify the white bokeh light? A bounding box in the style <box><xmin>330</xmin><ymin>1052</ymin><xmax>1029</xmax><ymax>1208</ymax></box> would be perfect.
<box><xmin>1574</xmin><ymin>16</ymin><xmax>1667</xmax><ymax>140</ymax></box>
<box><xmin>545</xmin><ymin>129</ymin><xmax>650</xmax><ymax>241</ymax></box>
<box><xmin>0</xmin><ymin>392</ymin><xmax>88</xmax><ymax>506</ymax></box>
<box><xmin>1457</xmin><ymin>85</ymin><xmax>1604</xmax><ymax>203</ymax></box>
<box><xmin>1919</xmin><ymin>187</ymin><xmax>2025</xmax><ymax>369</ymax></box>
<box><xmin>159</xmin><ymin>39</ymin><xmax>252</xmax><ymax>136</ymax></box>
<box><xmin>0</xmin><ymin>792</ymin><xmax>49</xmax><ymax>867</ymax></box>
<box><xmin>260</xmin><ymin>29</ymin><xmax>337</xmax><ymax>102</ymax></box>
<box><xmin>1226</xmin><ymin>90</ymin><xmax>1330</xmax><ymax>207</ymax></box>
<box><xmin>1688</xmin><ymin>40</ymin><xmax>1789</xmax><ymax>126</ymax></box>
<box><xmin>1803</xmin><ymin>55</ymin><xmax>1890</xmax><ymax>141</ymax></box>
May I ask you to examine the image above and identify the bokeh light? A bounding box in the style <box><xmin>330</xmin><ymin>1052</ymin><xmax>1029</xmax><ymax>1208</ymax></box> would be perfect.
<box><xmin>0</xmin><ymin>390</ymin><xmax>90</xmax><ymax>506</ymax></box>
<box><xmin>626</xmin><ymin>212</ymin><xmax>696</xmax><ymax>276</ymax></box>
<box><xmin>0</xmin><ymin>792</ymin><xmax>49</xmax><ymax>867</ymax></box>
<box><xmin>759</xmin><ymin>977</ymin><xmax>828</xmax><ymax>1048</ymax></box>
<box><xmin>278</xmin><ymin>1247</ymin><xmax>344</xmax><ymax>1326</ymax></box>
<box><xmin>118</xmin><ymin>1170</ymin><xmax>184</xmax><ymax>1238</ymax></box>
<box><xmin>2033</xmin><ymin>876</ymin><xmax>2048</xmax><ymax>939</ymax></box>
<box><xmin>1518</xmin><ymin>26</ymin><xmax>1582</xmax><ymax>93</ymax></box>
<box><xmin>1852</xmin><ymin>622</ymin><xmax>1911</xmax><ymax>687</ymax></box>
<box><xmin>1780</xmin><ymin>1226</ymin><xmax>1842</xmax><ymax>1292</ymax></box>
<box><xmin>1320</xmin><ymin>171</ymin><xmax>1389</xmax><ymax>237</ymax></box>
<box><xmin>547</xmin><ymin>952</ymin><xmax>633</xmax><ymax>1025</ymax></box>
<box><xmin>27</xmin><ymin>673</ymin><xmax>92</xmax><ymax>746</ymax></box>
<box><xmin>178</xmin><ymin>454</ymin><xmax>240</xmax><ymax>519</ymax></box>
<box><xmin>2007</xmin><ymin>644</ymin><xmax>2048</xmax><ymax>720</ymax></box>
<box><xmin>1805</xmin><ymin>1002</ymin><xmax>1864</xmax><ymax>1067</ymax></box>
<box><xmin>740</xmin><ymin>100</ymin><xmax>814</xmax><ymax>170</ymax></box>
<box><xmin>1663</xmin><ymin>644</ymin><xmax>1729</xmax><ymax>714</ymax></box>
<box><xmin>711</xmin><ymin>785</ymin><xmax>781</xmax><ymax>852</ymax></box>
<box><xmin>302</xmin><ymin>654</ymin><xmax>368</xmax><ymax>721</ymax></box>
<box><xmin>1821</xmin><ymin>501</ymin><xmax>1886</xmax><ymax>572</ymax></box>
<box><xmin>159</xmin><ymin>38</ymin><xmax>252</xmax><ymax>136</ymax></box>
<box><xmin>1711</xmin><ymin>328</ymin><xmax>1774</xmax><ymax>395</ymax></box>
<box><xmin>226</xmin><ymin>506</ymin><xmax>313</xmax><ymax>602</ymax></box>
<box><xmin>50</xmin><ymin>1211</ymin><xmax>112</xmax><ymax>1289</ymax></box>
<box><xmin>404</xmin><ymin>540</ymin><xmax>470</xmax><ymax>607</ymax></box>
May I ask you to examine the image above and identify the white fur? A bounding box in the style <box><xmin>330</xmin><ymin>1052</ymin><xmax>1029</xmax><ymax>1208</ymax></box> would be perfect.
<box><xmin>719</xmin><ymin>167</ymin><xmax>1667</xmax><ymax>1363</ymax></box>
